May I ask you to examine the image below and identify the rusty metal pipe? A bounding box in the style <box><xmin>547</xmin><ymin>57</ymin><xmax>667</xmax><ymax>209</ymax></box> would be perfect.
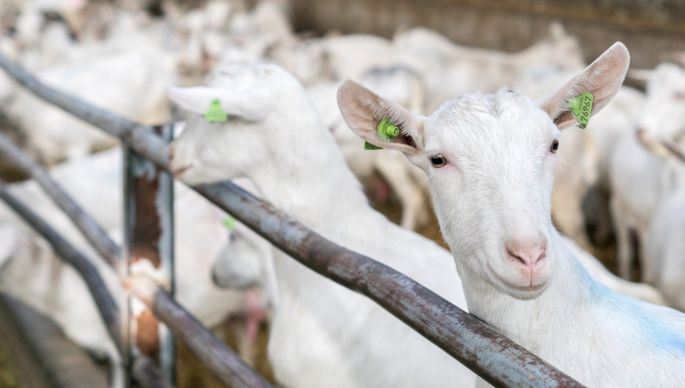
<box><xmin>127</xmin><ymin>275</ymin><xmax>272</xmax><ymax>388</ymax></box>
<box><xmin>0</xmin><ymin>52</ymin><xmax>583</xmax><ymax>387</ymax></box>
<box><xmin>195</xmin><ymin>183</ymin><xmax>583</xmax><ymax>387</ymax></box>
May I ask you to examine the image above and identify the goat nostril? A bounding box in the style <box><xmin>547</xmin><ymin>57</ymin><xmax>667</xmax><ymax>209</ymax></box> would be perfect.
<box><xmin>168</xmin><ymin>146</ymin><xmax>175</xmax><ymax>161</ymax></box>
<box><xmin>511</xmin><ymin>253</ymin><xmax>527</xmax><ymax>266</ymax></box>
<box><xmin>505</xmin><ymin>239</ymin><xmax>547</xmax><ymax>269</ymax></box>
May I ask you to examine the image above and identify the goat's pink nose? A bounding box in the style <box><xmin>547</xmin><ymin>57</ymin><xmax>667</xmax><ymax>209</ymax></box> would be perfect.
<box><xmin>505</xmin><ymin>239</ymin><xmax>547</xmax><ymax>269</ymax></box>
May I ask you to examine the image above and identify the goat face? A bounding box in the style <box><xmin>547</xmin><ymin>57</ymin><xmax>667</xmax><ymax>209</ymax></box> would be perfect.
<box><xmin>167</xmin><ymin>62</ymin><xmax>316</xmax><ymax>185</ymax></box>
<box><xmin>338</xmin><ymin>43</ymin><xmax>630</xmax><ymax>300</ymax></box>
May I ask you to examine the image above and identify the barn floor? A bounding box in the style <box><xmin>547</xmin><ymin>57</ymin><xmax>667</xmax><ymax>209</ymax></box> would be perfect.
<box><xmin>0</xmin><ymin>349</ymin><xmax>21</xmax><ymax>388</ymax></box>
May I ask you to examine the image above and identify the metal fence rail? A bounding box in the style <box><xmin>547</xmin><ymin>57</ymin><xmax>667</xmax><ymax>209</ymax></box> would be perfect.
<box><xmin>0</xmin><ymin>52</ymin><xmax>584</xmax><ymax>387</ymax></box>
<box><xmin>0</xmin><ymin>132</ymin><xmax>271</xmax><ymax>388</ymax></box>
<box><xmin>123</xmin><ymin>123</ymin><xmax>176</xmax><ymax>385</ymax></box>
<box><xmin>0</xmin><ymin>180</ymin><xmax>170</xmax><ymax>388</ymax></box>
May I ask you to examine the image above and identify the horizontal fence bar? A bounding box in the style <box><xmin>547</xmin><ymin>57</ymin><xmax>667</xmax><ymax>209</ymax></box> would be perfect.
<box><xmin>0</xmin><ymin>132</ymin><xmax>271</xmax><ymax>387</ymax></box>
<box><xmin>663</xmin><ymin>141</ymin><xmax>685</xmax><ymax>163</ymax></box>
<box><xmin>128</xmin><ymin>275</ymin><xmax>272</xmax><ymax>388</ymax></box>
<box><xmin>0</xmin><ymin>132</ymin><xmax>121</xmax><ymax>266</ymax></box>
<box><xmin>130</xmin><ymin>356</ymin><xmax>171</xmax><ymax>388</ymax></box>
<box><xmin>0</xmin><ymin>53</ymin><xmax>583</xmax><ymax>387</ymax></box>
<box><xmin>0</xmin><ymin>180</ymin><xmax>122</xmax><ymax>348</ymax></box>
<box><xmin>0</xmin><ymin>180</ymin><xmax>172</xmax><ymax>388</ymax></box>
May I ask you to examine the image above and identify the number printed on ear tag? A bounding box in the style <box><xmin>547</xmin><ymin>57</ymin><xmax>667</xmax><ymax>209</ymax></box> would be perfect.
<box><xmin>568</xmin><ymin>92</ymin><xmax>594</xmax><ymax>129</ymax></box>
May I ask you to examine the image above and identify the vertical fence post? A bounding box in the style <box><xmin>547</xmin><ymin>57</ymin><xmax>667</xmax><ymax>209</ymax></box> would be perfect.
<box><xmin>123</xmin><ymin>124</ymin><xmax>176</xmax><ymax>386</ymax></box>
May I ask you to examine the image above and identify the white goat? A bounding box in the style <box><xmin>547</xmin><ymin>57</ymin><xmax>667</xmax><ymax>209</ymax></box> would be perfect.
<box><xmin>608</xmin><ymin>127</ymin><xmax>674</xmax><ymax>279</ymax></box>
<box><xmin>167</xmin><ymin>62</ymin><xmax>478</xmax><ymax>388</ymax></box>
<box><xmin>1</xmin><ymin>49</ymin><xmax>172</xmax><ymax>164</ymax></box>
<box><xmin>644</xmin><ymin>187</ymin><xmax>685</xmax><ymax>311</ymax></box>
<box><xmin>268</xmin><ymin>33</ymin><xmax>398</xmax><ymax>86</ymax></box>
<box><xmin>394</xmin><ymin>24</ymin><xmax>585</xmax><ymax>111</ymax></box>
<box><xmin>338</xmin><ymin>43</ymin><xmax>685</xmax><ymax>386</ymax></box>
<box><xmin>167</xmin><ymin>60</ymin><xmax>674</xmax><ymax>387</ymax></box>
<box><xmin>607</xmin><ymin>64</ymin><xmax>685</xmax><ymax>279</ymax></box>
<box><xmin>636</xmin><ymin>63</ymin><xmax>685</xmax><ymax>147</ymax></box>
<box><xmin>0</xmin><ymin>149</ymin><xmax>272</xmax><ymax>387</ymax></box>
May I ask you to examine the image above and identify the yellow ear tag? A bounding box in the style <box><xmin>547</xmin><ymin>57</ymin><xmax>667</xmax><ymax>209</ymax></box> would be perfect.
<box><xmin>204</xmin><ymin>99</ymin><xmax>228</xmax><ymax>123</ymax></box>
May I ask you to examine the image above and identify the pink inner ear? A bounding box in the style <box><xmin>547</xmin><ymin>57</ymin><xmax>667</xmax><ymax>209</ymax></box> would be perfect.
<box><xmin>393</xmin><ymin>131</ymin><xmax>416</xmax><ymax>149</ymax></box>
<box><xmin>553</xmin><ymin>110</ymin><xmax>575</xmax><ymax>127</ymax></box>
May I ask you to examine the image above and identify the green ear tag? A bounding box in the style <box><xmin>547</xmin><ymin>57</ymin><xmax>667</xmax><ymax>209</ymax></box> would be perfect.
<box><xmin>223</xmin><ymin>216</ymin><xmax>237</xmax><ymax>231</ymax></box>
<box><xmin>204</xmin><ymin>99</ymin><xmax>228</xmax><ymax>123</ymax></box>
<box><xmin>377</xmin><ymin>117</ymin><xmax>400</xmax><ymax>140</ymax></box>
<box><xmin>568</xmin><ymin>92</ymin><xmax>594</xmax><ymax>129</ymax></box>
<box><xmin>364</xmin><ymin>141</ymin><xmax>383</xmax><ymax>150</ymax></box>
<box><xmin>363</xmin><ymin>118</ymin><xmax>401</xmax><ymax>151</ymax></box>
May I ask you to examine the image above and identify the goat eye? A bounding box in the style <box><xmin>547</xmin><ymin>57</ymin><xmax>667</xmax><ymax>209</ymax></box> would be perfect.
<box><xmin>429</xmin><ymin>154</ymin><xmax>447</xmax><ymax>168</ymax></box>
<box><xmin>550</xmin><ymin>139</ymin><xmax>559</xmax><ymax>153</ymax></box>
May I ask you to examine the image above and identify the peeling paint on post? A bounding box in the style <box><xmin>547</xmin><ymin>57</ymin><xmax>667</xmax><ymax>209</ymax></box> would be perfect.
<box><xmin>123</xmin><ymin>124</ymin><xmax>175</xmax><ymax>386</ymax></box>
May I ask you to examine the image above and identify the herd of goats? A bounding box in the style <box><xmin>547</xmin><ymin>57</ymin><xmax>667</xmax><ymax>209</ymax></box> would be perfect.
<box><xmin>1</xmin><ymin>0</ymin><xmax>685</xmax><ymax>387</ymax></box>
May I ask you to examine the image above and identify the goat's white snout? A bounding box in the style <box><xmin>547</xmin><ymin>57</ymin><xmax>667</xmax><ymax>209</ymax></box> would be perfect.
<box><xmin>487</xmin><ymin>227</ymin><xmax>552</xmax><ymax>298</ymax></box>
<box><xmin>504</xmin><ymin>237</ymin><xmax>548</xmax><ymax>282</ymax></box>
<box><xmin>167</xmin><ymin>142</ymin><xmax>195</xmax><ymax>179</ymax></box>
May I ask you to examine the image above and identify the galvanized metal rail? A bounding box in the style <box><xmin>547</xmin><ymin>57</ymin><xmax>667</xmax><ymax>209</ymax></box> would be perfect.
<box><xmin>0</xmin><ymin>52</ymin><xmax>584</xmax><ymax>387</ymax></box>
<box><xmin>0</xmin><ymin>133</ymin><xmax>272</xmax><ymax>388</ymax></box>
<box><xmin>0</xmin><ymin>132</ymin><xmax>121</xmax><ymax>265</ymax></box>
<box><xmin>0</xmin><ymin>180</ymin><xmax>169</xmax><ymax>388</ymax></box>
<box><xmin>128</xmin><ymin>275</ymin><xmax>272</xmax><ymax>388</ymax></box>
<box><xmin>0</xmin><ymin>180</ymin><xmax>121</xmax><ymax>348</ymax></box>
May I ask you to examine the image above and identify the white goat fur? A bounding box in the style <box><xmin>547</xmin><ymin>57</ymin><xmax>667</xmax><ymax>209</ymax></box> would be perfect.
<box><xmin>1</xmin><ymin>50</ymin><xmax>172</xmax><ymax>165</ymax></box>
<box><xmin>338</xmin><ymin>43</ymin><xmax>685</xmax><ymax>386</ymax></box>
<box><xmin>638</xmin><ymin>63</ymin><xmax>685</xmax><ymax>146</ymax></box>
<box><xmin>167</xmin><ymin>63</ymin><xmax>477</xmax><ymax>388</ymax></box>
<box><xmin>644</xmin><ymin>188</ymin><xmax>685</xmax><ymax>311</ymax></box>
<box><xmin>393</xmin><ymin>25</ymin><xmax>585</xmax><ymax>111</ymax></box>
<box><xmin>167</xmin><ymin>60</ymin><xmax>678</xmax><ymax>387</ymax></box>
<box><xmin>607</xmin><ymin>67</ymin><xmax>685</xmax><ymax>279</ymax></box>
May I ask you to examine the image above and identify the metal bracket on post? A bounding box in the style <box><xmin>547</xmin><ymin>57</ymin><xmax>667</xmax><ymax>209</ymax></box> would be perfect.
<box><xmin>123</xmin><ymin>124</ymin><xmax>175</xmax><ymax>387</ymax></box>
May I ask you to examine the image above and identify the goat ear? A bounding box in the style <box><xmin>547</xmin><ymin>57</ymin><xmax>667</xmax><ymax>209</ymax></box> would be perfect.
<box><xmin>337</xmin><ymin>80</ymin><xmax>425</xmax><ymax>155</ymax></box>
<box><xmin>166</xmin><ymin>86</ymin><xmax>267</xmax><ymax>122</ymax></box>
<box><xmin>539</xmin><ymin>42</ymin><xmax>630</xmax><ymax>129</ymax></box>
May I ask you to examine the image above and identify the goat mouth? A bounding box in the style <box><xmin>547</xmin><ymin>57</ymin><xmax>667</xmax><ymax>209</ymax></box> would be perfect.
<box><xmin>171</xmin><ymin>164</ymin><xmax>193</xmax><ymax>177</ymax></box>
<box><xmin>485</xmin><ymin>262</ymin><xmax>548</xmax><ymax>294</ymax></box>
